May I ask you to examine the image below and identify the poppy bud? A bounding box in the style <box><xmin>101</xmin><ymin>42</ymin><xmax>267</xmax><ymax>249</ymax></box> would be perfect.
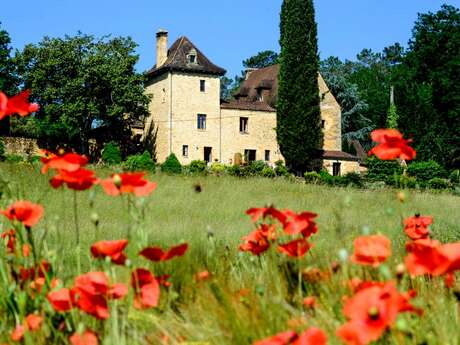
<box><xmin>396</xmin><ymin>263</ymin><xmax>405</xmax><ymax>280</ymax></box>
<box><xmin>368</xmin><ymin>306</ymin><xmax>380</xmax><ymax>320</ymax></box>
<box><xmin>331</xmin><ymin>261</ymin><xmax>341</xmax><ymax>273</ymax></box>
<box><xmin>90</xmin><ymin>212</ymin><xmax>99</xmax><ymax>226</ymax></box>
<box><xmin>397</xmin><ymin>191</ymin><xmax>405</xmax><ymax>203</ymax></box>
<box><xmin>112</xmin><ymin>174</ymin><xmax>122</xmax><ymax>188</ymax></box>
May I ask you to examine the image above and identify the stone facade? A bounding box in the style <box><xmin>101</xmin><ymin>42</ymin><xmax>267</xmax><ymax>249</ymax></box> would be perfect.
<box><xmin>2</xmin><ymin>136</ymin><xmax>40</xmax><ymax>157</ymax></box>
<box><xmin>144</xmin><ymin>31</ymin><xmax>361</xmax><ymax>175</ymax></box>
<box><xmin>220</xmin><ymin>108</ymin><xmax>283</xmax><ymax>165</ymax></box>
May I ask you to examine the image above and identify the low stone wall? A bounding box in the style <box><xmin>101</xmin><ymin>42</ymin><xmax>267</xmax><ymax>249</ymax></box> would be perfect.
<box><xmin>2</xmin><ymin>136</ymin><xmax>41</xmax><ymax>157</ymax></box>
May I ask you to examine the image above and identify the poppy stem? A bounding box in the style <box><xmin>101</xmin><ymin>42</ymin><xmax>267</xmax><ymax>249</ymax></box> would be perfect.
<box><xmin>26</xmin><ymin>226</ymin><xmax>38</xmax><ymax>267</ymax></box>
<box><xmin>73</xmin><ymin>191</ymin><xmax>81</xmax><ymax>274</ymax></box>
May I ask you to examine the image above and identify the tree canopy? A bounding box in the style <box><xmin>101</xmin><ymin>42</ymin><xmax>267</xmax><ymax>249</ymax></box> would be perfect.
<box><xmin>15</xmin><ymin>33</ymin><xmax>149</xmax><ymax>154</ymax></box>
<box><xmin>278</xmin><ymin>0</ymin><xmax>322</xmax><ymax>173</ymax></box>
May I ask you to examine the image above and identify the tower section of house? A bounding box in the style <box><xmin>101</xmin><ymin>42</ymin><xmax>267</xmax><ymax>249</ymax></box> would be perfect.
<box><xmin>221</xmin><ymin>64</ymin><xmax>360</xmax><ymax>174</ymax></box>
<box><xmin>144</xmin><ymin>30</ymin><xmax>226</xmax><ymax>164</ymax></box>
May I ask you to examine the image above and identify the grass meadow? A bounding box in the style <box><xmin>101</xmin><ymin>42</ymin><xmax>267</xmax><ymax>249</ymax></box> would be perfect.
<box><xmin>1</xmin><ymin>161</ymin><xmax>460</xmax><ymax>344</ymax></box>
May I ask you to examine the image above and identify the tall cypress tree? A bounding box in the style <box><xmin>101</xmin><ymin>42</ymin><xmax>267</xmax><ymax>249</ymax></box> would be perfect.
<box><xmin>277</xmin><ymin>0</ymin><xmax>323</xmax><ymax>174</ymax></box>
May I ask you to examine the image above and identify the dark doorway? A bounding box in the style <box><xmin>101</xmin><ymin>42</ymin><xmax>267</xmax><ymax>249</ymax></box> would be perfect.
<box><xmin>244</xmin><ymin>149</ymin><xmax>256</xmax><ymax>163</ymax></box>
<box><xmin>332</xmin><ymin>162</ymin><xmax>341</xmax><ymax>176</ymax></box>
<box><xmin>204</xmin><ymin>147</ymin><xmax>212</xmax><ymax>163</ymax></box>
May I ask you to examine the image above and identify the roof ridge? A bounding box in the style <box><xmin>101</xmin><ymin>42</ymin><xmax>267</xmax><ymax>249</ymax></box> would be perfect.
<box><xmin>169</xmin><ymin>36</ymin><xmax>185</xmax><ymax>63</ymax></box>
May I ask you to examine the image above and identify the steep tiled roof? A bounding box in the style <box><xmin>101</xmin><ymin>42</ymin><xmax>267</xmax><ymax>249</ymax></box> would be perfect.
<box><xmin>220</xmin><ymin>100</ymin><xmax>276</xmax><ymax>112</ymax></box>
<box><xmin>323</xmin><ymin>150</ymin><xmax>359</xmax><ymax>161</ymax></box>
<box><xmin>229</xmin><ymin>64</ymin><xmax>334</xmax><ymax>110</ymax></box>
<box><xmin>146</xmin><ymin>36</ymin><xmax>226</xmax><ymax>79</ymax></box>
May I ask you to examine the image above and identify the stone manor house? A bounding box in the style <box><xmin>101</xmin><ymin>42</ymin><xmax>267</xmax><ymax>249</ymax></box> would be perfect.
<box><xmin>143</xmin><ymin>30</ymin><xmax>360</xmax><ymax>175</ymax></box>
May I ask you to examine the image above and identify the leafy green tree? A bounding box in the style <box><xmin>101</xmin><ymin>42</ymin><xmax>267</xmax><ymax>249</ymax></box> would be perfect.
<box><xmin>320</xmin><ymin>57</ymin><xmax>372</xmax><ymax>149</ymax></box>
<box><xmin>15</xmin><ymin>33</ymin><xmax>149</xmax><ymax>154</ymax></box>
<box><xmin>386</xmin><ymin>103</ymin><xmax>399</xmax><ymax>128</ymax></box>
<box><xmin>243</xmin><ymin>50</ymin><xmax>279</xmax><ymax>69</ymax></box>
<box><xmin>278</xmin><ymin>0</ymin><xmax>322</xmax><ymax>173</ymax></box>
<box><xmin>0</xmin><ymin>22</ymin><xmax>18</xmax><ymax>134</ymax></box>
<box><xmin>396</xmin><ymin>5</ymin><xmax>460</xmax><ymax>168</ymax></box>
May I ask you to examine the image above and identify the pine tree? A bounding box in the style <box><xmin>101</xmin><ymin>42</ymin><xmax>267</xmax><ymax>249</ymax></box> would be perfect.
<box><xmin>277</xmin><ymin>0</ymin><xmax>323</xmax><ymax>174</ymax></box>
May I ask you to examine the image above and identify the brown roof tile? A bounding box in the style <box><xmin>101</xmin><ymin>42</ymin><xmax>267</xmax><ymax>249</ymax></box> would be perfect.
<box><xmin>220</xmin><ymin>100</ymin><xmax>276</xmax><ymax>112</ymax></box>
<box><xmin>146</xmin><ymin>36</ymin><xmax>226</xmax><ymax>79</ymax></box>
<box><xmin>323</xmin><ymin>150</ymin><xmax>359</xmax><ymax>161</ymax></box>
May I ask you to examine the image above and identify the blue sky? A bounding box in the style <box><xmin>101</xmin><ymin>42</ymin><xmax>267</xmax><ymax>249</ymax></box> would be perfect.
<box><xmin>1</xmin><ymin>0</ymin><xmax>459</xmax><ymax>77</ymax></box>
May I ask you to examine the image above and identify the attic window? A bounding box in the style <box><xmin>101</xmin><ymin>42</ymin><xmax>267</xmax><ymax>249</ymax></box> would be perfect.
<box><xmin>187</xmin><ymin>49</ymin><xmax>198</xmax><ymax>65</ymax></box>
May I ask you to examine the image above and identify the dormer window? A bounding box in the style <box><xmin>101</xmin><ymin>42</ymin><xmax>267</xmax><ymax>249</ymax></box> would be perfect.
<box><xmin>187</xmin><ymin>48</ymin><xmax>198</xmax><ymax>65</ymax></box>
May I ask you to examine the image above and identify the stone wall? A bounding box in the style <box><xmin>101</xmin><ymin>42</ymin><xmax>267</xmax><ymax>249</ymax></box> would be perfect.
<box><xmin>220</xmin><ymin>108</ymin><xmax>283</xmax><ymax>165</ymax></box>
<box><xmin>323</xmin><ymin>159</ymin><xmax>361</xmax><ymax>176</ymax></box>
<box><xmin>318</xmin><ymin>74</ymin><xmax>342</xmax><ymax>151</ymax></box>
<box><xmin>1</xmin><ymin>136</ymin><xmax>40</xmax><ymax>157</ymax></box>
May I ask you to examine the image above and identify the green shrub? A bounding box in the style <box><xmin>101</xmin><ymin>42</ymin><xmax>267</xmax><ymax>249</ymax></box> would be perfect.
<box><xmin>161</xmin><ymin>153</ymin><xmax>182</xmax><ymax>174</ymax></box>
<box><xmin>189</xmin><ymin>160</ymin><xmax>207</xmax><ymax>175</ymax></box>
<box><xmin>247</xmin><ymin>160</ymin><xmax>268</xmax><ymax>175</ymax></box>
<box><xmin>123</xmin><ymin>151</ymin><xmax>156</xmax><ymax>172</ymax></box>
<box><xmin>366</xmin><ymin>157</ymin><xmax>403</xmax><ymax>184</ymax></box>
<box><xmin>5</xmin><ymin>154</ymin><xmax>24</xmax><ymax>163</ymax></box>
<box><xmin>211</xmin><ymin>162</ymin><xmax>225</xmax><ymax>176</ymax></box>
<box><xmin>0</xmin><ymin>137</ymin><xmax>5</xmax><ymax>161</ymax></box>
<box><xmin>427</xmin><ymin>178</ymin><xmax>451</xmax><ymax>190</ymax></box>
<box><xmin>398</xmin><ymin>175</ymin><xmax>418</xmax><ymax>189</ymax></box>
<box><xmin>449</xmin><ymin>170</ymin><xmax>460</xmax><ymax>184</ymax></box>
<box><xmin>274</xmin><ymin>160</ymin><xmax>290</xmax><ymax>177</ymax></box>
<box><xmin>341</xmin><ymin>172</ymin><xmax>363</xmax><ymax>188</ymax></box>
<box><xmin>407</xmin><ymin>160</ymin><xmax>447</xmax><ymax>183</ymax></box>
<box><xmin>304</xmin><ymin>171</ymin><xmax>321</xmax><ymax>184</ymax></box>
<box><xmin>318</xmin><ymin>170</ymin><xmax>334</xmax><ymax>185</ymax></box>
<box><xmin>27</xmin><ymin>155</ymin><xmax>42</xmax><ymax>164</ymax></box>
<box><xmin>261</xmin><ymin>167</ymin><xmax>276</xmax><ymax>178</ymax></box>
<box><xmin>226</xmin><ymin>165</ymin><xmax>243</xmax><ymax>177</ymax></box>
<box><xmin>101</xmin><ymin>142</ymin><xmax>122</xmax><ymax>165</ymax></box>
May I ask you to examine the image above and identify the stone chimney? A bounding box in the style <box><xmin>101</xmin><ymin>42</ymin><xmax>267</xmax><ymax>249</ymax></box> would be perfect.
<box><xmin>156</xmin><ymin>29</ymin><xmax>168</xmax><ymax>67</ymax></box>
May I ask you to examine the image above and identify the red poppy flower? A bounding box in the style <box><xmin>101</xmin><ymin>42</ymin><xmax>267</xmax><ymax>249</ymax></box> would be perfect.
<box><xmin>282</xmin><ymin>210</ymin><xmax>318</xmax><ymax>238</ymax></box>
<box><xmin>404</xmin><ymin>239</ymin><xmax>450</xmax><ymax>276</ymax></box>
<box><xmin>100</xmin><ymin>173</ymin><xmax>157</xmax><ymax>197</ymax></box>
<box><xmin>0</xmin><ymin>90</ymin><xmax>39</xmax><ymax>120</ymax></box>
<box><xmin>404</xmin><ymin>214</ymin><xmax>432</xmax><ymax>240</ymax></box>
<box><xmin>2</xmin><ymin>229</ymin><xmax>16</xmax><ymax>253</ymax></box>
<box><xmin>239</xmin><ymin>228</ymin><xmax>271</xmax><ymax>256</ymax></box>
<box><xmin>278</xmin><ymin>238</ymin><xmax>312</xmax><ymax>258</ymax></box>
<box><xmin>253</xmin><ymin>330</ymin><xmax>297</xmax><ymax>345</ymax></box>
<box><xmin>70</xmin><ymin>331</ymin><xmax>99</xmax><ymax>345</ymax></box>
<box><xmin>337</xmin><ymin>282</ymin><xmax>418</xmax><ymax>345</ymax></box>
<box><xmin>2</xmin><ymin>200</ymin><xmax>44</xmax><ymax>227</ymax></box>
<box><xmin>25</xmin><ymin>314</ymin><xmax>43</xmax><ymax>331</ymax></box>
<box><xmin>131</xmin><ymin>268</ymin><xmax>160</xmax><ymax>309</ymax></box>
<box><xmin>292</xmin><ymin>328</ymin><xmax>327</xmax><ymax>345</ymax></box>
<box><xmin>195</xmin><ymin>270</ymin><xmax>211</xmax><ymax>281</ymax></box>
<box><xmin>11</xmin><ymin>324</ymin><xmax>25</xmax><ymax>342</ymax></box>
<box><xmin>41</xmin><ymin>152</ymin><xmax>88</xmax><ymax>174</ymax></box>
<box><xmin>440</xmin><ymin>242</ymin><xmax>460</xmax><ymax>273</ymax></box>
<box><xmin>350</xmin><ymin>235</ymin><xmax>391</xmax><ymax>267</ymax></box>
<box><xmin>303</xmin><ymin>296</ymin><xmax>317</xmax><ymax>309</ymax></box>
<box><xmin>253</xmin><ymin>328</ymin><xmax>327</xmax><ymax>345</ymax></box>
<box><xmin>368</xmin><ymin>129</ymin><xmax>416</xmax><ymax>161</ymax></box>
<box><xmin>91</xmin><ymin>239</ymin><xmax>128</xmax><ymax>265</ymax></box>
<box><xmin>50</xmin><ymin>168</ymin><xmax>97</xmax><ymax>191</ymax></box>
<box><xmin>48</xmin><ymin>288</ymin><xmax>74</xmax><ymax>312</ymax></box>
<box><xmin>72</xmin><ymin>272</ymin><xmax>127</xmax><ymax>319</ymax></box>
<box><xmin>246</xmin><ymin>206</ymin><xmax>287</xmax><ymax>224</ymax></box>
<box><xmin>139</xmin><ymin>243</ymin><xmax>188</xmax><ymax>262</ymax></box>
<box><xmin>157</xmin><ymin>274</ymin><xmax>172</xmax><ymax>287</ymax></box>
